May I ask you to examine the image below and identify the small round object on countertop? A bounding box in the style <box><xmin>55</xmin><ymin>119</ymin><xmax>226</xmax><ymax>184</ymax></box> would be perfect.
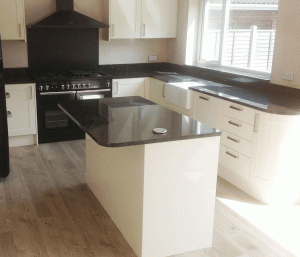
<box><xmin>152</xmin><ymin>128</ymin><xmax>167</xmax><ymax>134</ymax></box>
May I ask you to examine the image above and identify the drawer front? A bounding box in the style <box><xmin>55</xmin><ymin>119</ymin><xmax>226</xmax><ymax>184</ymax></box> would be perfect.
<box><xmin>220</xmin><ymin>131</ymin><xmax>252</xmax><ymax>158</ymax></box>
<box><xmin>222</xmin><ymin>100</ymin><xmax>255</xmax><ymax>125</ymax></box>
<box><xmin>219</xmin><ymin>145</ymin><xmax>251</xmax><ymax>179</ymax></box>
<box><xmin>221</xmin><ymin>115</ymin><xmax>254</xmax><ymax>141</ymax></box>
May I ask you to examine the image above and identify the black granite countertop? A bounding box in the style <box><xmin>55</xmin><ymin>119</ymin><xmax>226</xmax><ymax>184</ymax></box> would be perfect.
<box><xmin>3</xmin><ymin>68</ymin><xmax>36</xmax><ymax>84</ymax></box>
<box><xmin>58</xmin><ymin>96</ymin><xmax>221</xmax><ymax>147</ymax></box>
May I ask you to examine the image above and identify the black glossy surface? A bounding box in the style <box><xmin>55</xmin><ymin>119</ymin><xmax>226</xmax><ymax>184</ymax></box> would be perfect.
<box><xmin>3</xmin><ymin>68</ymin><xmax>35</xmax><ymax>84</ymax></box>
<box><xmin>58</xmin><ymin>97</ymin><xmax>221</xmax><ymax>147</ymax></box>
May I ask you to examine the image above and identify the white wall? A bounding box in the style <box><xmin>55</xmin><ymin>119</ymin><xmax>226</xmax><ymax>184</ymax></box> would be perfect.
<box><xmin>270</xmin><ymin>1</ymin><xmax>300</xmax><ymax>89</ymax></box>
<box><xmin>1</xmin><ymin>0</ymin><xmax>168</xmax><ymax>68</ymax></box>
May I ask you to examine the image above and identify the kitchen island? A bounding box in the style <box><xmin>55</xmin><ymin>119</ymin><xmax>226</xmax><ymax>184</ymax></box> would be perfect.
<box><xmin>59</xmin><ymin>97</ymin><xmax>221</xmax><ymax>257</ymax></box>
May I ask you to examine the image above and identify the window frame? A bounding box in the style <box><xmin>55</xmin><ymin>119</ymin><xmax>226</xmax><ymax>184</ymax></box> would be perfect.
<box><xmin>196</xmin><ymin>0</ymin><xmax>278</xmax><ymax>77</ymax></box>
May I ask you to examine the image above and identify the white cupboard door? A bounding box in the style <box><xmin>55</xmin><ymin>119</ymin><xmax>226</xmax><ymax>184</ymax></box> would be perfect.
<box><xmin>110</xmin><ymin>0</ymin><xmax>142</xmax><ymax>39</ymax></box>
<box><xmin>0</xmin><ymin>0</ymin><xmax>25</xmax><ymax>40</ymax></box>
<box><xmin>112</xmin><ymin>78</ymin><xmax>145</xmax><ymax>97</ymax></box>
<box><xmin>141</xmin><ymin>0</ymin><xmax>178</xmax><ymax>38</ymax></box>
<box><xmin>5</xmin><ymin>84</ymin><xmax>36</xmax><ymax>137</ymax></box>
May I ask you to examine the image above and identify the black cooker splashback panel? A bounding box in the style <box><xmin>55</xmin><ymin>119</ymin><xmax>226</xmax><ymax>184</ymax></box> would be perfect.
<box><xmin>27</xmin><ymin>28</ymin><xmax>99</xmax><ymax>72</ymax></box>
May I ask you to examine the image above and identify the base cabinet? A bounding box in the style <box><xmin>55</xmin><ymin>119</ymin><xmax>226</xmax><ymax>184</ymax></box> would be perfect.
<box><xmin>5</xmin><ymin>84</ymin><xmax>37</xmax><ymax>147</ymax></box>
<box><xmin>0</xmin><ymin>0</ymin><xmax>26</xmax><ymax>40</ymax></box>
<box><xmin>112</xmin><ymin>78</ymin><xmax>146</xmax><ymax>98</ymax></box>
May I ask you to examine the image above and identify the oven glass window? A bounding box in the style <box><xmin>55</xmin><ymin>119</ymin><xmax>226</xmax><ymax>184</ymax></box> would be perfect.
<box><xmin>45</xmin><ymin>110</ymin><xmax>69</xmax><ymax>129</ymax></box>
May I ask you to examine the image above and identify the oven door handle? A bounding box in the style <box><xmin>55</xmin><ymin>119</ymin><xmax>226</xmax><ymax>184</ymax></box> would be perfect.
<box><xmin>77</xmin><ymin>89</ymin><xmax>111</xmax><ymax>94</ymax></box>
<box><xmin>40</xmin><ymin>91</ymin><xmax>76</xmax><ymax>95</ymax></box>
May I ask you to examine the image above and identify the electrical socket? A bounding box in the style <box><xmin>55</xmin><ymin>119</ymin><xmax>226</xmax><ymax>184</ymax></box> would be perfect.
<box><xmin>148</xmin><ymin>55</ymin><xmax>157</xmax><ymax>62</ymax></box>
<box><xmin>281</xmin><ymin>71</ymin><xmax>294</xmax><ymax>81</ymax></box>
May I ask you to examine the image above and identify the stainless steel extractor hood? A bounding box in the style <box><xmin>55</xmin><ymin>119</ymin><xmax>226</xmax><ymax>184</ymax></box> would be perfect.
<box><xmin>27</xmin><ymin>0</ymin><xmax>109</xmax><ymax>29</ymax></box>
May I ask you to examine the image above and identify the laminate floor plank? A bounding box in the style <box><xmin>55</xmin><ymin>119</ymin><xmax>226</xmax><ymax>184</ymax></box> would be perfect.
<box><xmin>0</xmin><ymin>140</ymin><xmax>296</xmax><ymax>257</ymax></box>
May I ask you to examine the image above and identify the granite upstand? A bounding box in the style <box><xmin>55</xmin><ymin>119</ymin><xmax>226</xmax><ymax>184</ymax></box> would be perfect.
<box><xmin>59</xmin><ymin>96</ymin><xmax>221</xmax><ymax>257</ymax></box>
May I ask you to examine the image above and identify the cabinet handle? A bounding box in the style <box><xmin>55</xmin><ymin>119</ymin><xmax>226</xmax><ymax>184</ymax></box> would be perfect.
<box><xmin>230</xmin><ymin>105</ymin><xmax>243</xmax><ymax>111</ymax></box>
<box><xmin>253</xmin><ymin>113</ymin><xmax>259</xmax><ymax>132</ymax></box>
<box><xmin>199</xmin><ymin>96</ymin><xmax>210</xmax><ymax>101</ymax></box>
<box><xmin>142</xmin><ymin>24</ymin><xmax>146</xmax><ymax>36</ymax></box>
<box><xmin>114</xmin><ymin>82</ymin><xmax>118</xmax><ymax>95</ymax></box>
<box><xmin>139</xmin><ymin>107</ymin><xmax>143</xmax><ymax>119</ymax></box>
<box><xmin>227</xmin><ymin>136</ymin><xmax>240</xmax><ymax>143</ymax></box>
<box><xmin>111</xmin><ymin>24</ymin><xmax>115</xmax><ymax>37</ymax></box>
<box><xmin>226</xmin><ymin>151</ymin><xmax>239</xmax><ymax>159</ymax></box>
<box><xmin>19</xmin><ymin>24</ymin><xmax>22</xmax><ymax>37</ymax></box>
<box><xmin>111</xmin><ymin>110</ymin><xmax>114</xmax><ymax>122</ymax></box>
<box><xmin>29</xmin><ymin>86</ymin><xmax>33</xmax><ymax>99</ymax></box>
<box><xmin>5</xmin><ymin>92</ymin><xmax>10</xmax><ymax>98</ymax></box>
<box><xmin>228</xmin><ymin>121</ymin><xmax>242</xmax><ymax>127</ymax></box>
<box><xmin>7</xmin><ymin>111</ymin><xmax>12</xmax><ymax>118</ymax></box>
<box><xmin>162</xmin><ymin>84</ymin><xmax>165</xmax><ymax>97</ymax></box>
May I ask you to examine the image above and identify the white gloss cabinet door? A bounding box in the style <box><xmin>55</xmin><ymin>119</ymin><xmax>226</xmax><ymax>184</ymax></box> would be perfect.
<box><xmin>110</xmin><ymin>0</ymin><xmax>142</xmax><ymax>39</ymax></box>
<box><xmin>141</xmin><ymin>0</ymin><xmax>178</xmax><ymax>38</ymax></box>
<box><xmin>0</xmin><ymin>0</ymin><xmax>25</xmax><ymax>40</ymax></box>
<box><xmin>112</xmin><ymin>78</ymin><xmax>145</xmax><ymax>98</ymax></box>
<box><xmin>5</xmin><ymin>84</ymin><xmax>37</xmax><ymax>137</ymax></box>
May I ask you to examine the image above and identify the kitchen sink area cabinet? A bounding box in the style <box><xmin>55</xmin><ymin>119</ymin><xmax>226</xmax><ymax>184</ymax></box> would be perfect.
<box><xmin>5</xmin><ymin>84</ymin><xmax>37</xmax><ymax>147</ymax></box>
<box><xmin>0</xmin><ymin>0</ymin><xmax>26</xmax><ymax>40</ymax></box>
<box><xmin>103</xmin><ymin>0</ymin><xmax>178</xmax><ymax>39</ymax></box>
<box><xmin>190</xmin><ymin>90</ymin><xmax>222</xmax><ymax>129</ymax></box>
<box><xmin>149</xmin><ymin>78</ymin><xmax>190</xmax><ymax>116</ymax></box>
<box><xmin>112</xmin><ymin>78</ymin><xmax>146</xmax><ymax>98</ymax></box>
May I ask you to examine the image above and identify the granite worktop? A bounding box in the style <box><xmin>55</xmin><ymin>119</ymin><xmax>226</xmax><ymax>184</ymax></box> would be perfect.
<box><xmin>58</xmin><ymin>96</ymin><xmax>221</xmax><ymax>147</ymax></box>
<box><xmin>3</xmin><ymin>68</ymin><xmax>36</xmax><ymax>84</ymax></box>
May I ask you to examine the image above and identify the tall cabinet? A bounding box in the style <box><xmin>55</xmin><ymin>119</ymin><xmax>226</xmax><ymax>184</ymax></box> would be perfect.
<box><xmin>103</xmin><ymin>0</ymin><xmax>178</xmax><ymax>40</ymax></box>
<box><xmin>0</xmin><ymin>0</ymin><xmax>26</xmax><ymax>40</ymax></box>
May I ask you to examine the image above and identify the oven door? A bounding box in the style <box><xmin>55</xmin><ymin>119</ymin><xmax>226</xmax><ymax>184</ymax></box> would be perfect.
<box><xmin>37</xmin><ymin>91</ymin><xmax>85</xmax><ymax>144</ymax></box>
<box><xmin>76</xmin><ymin>89</ymin><xmax>111</xmax><ymax>100</ymax></box>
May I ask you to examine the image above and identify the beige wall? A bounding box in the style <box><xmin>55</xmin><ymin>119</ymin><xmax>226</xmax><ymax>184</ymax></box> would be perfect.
<box><xmin>270</xmin><ymin>1</ymin><xmax>300</xmax><ymax>88</ymax></box>
<box><xmin>2</xmin><ymin>0</ymin><xmax>168</xmax><ymax>68</ymax></box>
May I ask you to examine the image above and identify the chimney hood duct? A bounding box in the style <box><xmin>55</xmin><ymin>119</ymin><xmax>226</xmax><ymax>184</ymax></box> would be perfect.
<box><xmin>27</xmin><ymin>0</ymin><xmax>109</xmax><ymax>29</ymax></box>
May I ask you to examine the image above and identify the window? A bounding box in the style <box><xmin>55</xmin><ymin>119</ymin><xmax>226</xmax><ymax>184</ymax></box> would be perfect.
<box><xmin>198</xmin><ymin>0</ymin><xmax>279</xmax><ymax>74</ymax></box>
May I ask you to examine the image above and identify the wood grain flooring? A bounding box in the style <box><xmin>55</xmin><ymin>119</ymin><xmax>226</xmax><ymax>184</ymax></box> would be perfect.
<box><xmin>0</xmin><ymin>140</ymin><xmax>296</xmax><ymax>257</ymax></box>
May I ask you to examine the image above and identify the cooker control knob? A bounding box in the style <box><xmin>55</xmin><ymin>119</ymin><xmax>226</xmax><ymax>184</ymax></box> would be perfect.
<box><xmin>106</xmin><ymin>81</ymin><xmax>111</xmax><ymax>88</ymax></box>
<box><xmin>61</xmin><ymin>84</ymin><xmax>65</xmax><ymax>90</ymax></box>
<box><xmin>72</xmin><ymin>84</ymin><xmax>76</xmax><ymax>89</ymax></box>
<box><xmin>45</xmin><ymin>85</ymin><xmax>50</xmax><ymax>91</ymax></box>
<box><xmin>66</xmin><ymin>84</ymin><xmax>70</xmax><ymax>90</ymax></box>
<box><xmin>87</xmin><ymin>83</ymin><xmax>92</xmax><ymax>88</ymax></box>
<box><xmin>77</xmin><ymin>84</ymin><xmax>81</xmax><ymax>89</ymax></box>
<box><xmin>82</xmin><ymin>84</ymin><xmax>86</xmax><ymax>88</ymax></box>
<box><xmin>39</xmin><ymin>86</ymin><xmax>44</xmax><ymax>91</ymax></box>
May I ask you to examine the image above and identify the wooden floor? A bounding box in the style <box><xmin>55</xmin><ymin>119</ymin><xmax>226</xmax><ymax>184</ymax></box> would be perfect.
<box><xmin>0</xmin><ymin>140</ymin><xmax>296</xmax><ymax>257</ymax></box>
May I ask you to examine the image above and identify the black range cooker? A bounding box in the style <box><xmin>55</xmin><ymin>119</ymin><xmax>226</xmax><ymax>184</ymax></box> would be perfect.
<box><xmin>32</xmin><ymin>70</ymin><xmax>112</xmax><ymax>144</ymax></box>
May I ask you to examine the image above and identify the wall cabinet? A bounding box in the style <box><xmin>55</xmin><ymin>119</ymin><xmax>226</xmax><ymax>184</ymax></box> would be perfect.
<box><xmin>5</xmin><ymin>84</ymin><xmax>37</xmax><ymax>146</ymax></box>
<box><xmin>104</xmin><ymin>0</ymin><xmax>178</xmax><ymax>40</ymax></box>
<box><xmin>112</xmin><ymin>78</ymin><xmax>146</xmax><ymax>98</ymax></box>
<box><xmin>0</xmin><ymin>0</ymin><xmax>26</xmax><ymax>40</ymax></box>
<box><xmin>149</xmin><ymin>78</ymin><xmax>190</xmax><ymax>116</ymax></box>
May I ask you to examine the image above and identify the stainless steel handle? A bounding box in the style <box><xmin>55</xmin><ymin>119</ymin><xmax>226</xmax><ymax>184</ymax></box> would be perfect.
<box><xmin>19</xmin><ymin>24</ymin><xmax>21</xmax><ymax>37</ymax></box>
<box><xmin>29</xmin><ymin>86</ymin><xmax>33</xmax><ymax>99</ymax></box>
<box><xmin>139</xmin><ymin>107</ymin><xmax>143</xmax><ymax>119</ymax></box>
<box><xmin>5</xmin><ymin>92</ymin><xmax>10</xmax><ymax>98</ymax></box>
<box><xmin>228</xmin><ymin>121</ymin><xmax>242</xmax><ymax>127</ymax></box>
<box><xmin>226</xmin><ymin>151</ymin><xmax>239</xmax><ymax>159</ymax></box>
<box><xmin>162</xmin><ymin>84</ymin><xmax>165</xmax><ymax>97</ymax></box>
<box><xmin>40</xmin><ymin>91</ymin><xmax>76</xmax><ymax>95</ymax></box>
<box><xmin>227</xmin><ymin>136</ymin><xmax>240</xmax><ymax>143</ymax></box>
<box><xmin>199</xmin><ymin>96</ymin><xmax>210</xmax><ymax>101</ymax></box>
<box><xmin>78</xmin><ymin>89</ymin><xmax>111</xmax><ymax>94</ymax></box>
<box><xmin>7</xmin><ymin>111</ymin><xmax>12</xmax><ymax>118</ymax></box>
<box><xmin>114</xmin><ymin>82</ymin><xmax>118</xmax><ymax>95</ymax></box>
<box><xmin>111</xmin><ymin>24</ymin><xmax>115</xmax><ymax>37</ymax></box>
<box><xmin>142</xmin><ymin>24</ymin><xmax>146</xmax><ymax>36</ymax></box>
<box><xmin>111</xmin><ymin>110</ymin><xmax>114</xmax><ymax>122</ymax></box>
<box><xmin>230</xmin><ymin>105</ymin><xmax>243</xmax><ymax>111</ymax></box>
<box><xmin>253</xmin><ymin>113</ymin><xmax>259</xmax><ymax>132</ymax></box>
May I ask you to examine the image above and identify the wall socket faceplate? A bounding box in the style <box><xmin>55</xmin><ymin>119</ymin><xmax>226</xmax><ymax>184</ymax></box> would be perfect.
<box><xmin>148</xmin><ymin>55</ymin><xmax>157</xmax><ymax>62</ymax></box>
<box><xmin>281</xmin><ymin>71</ymin><xmax>294</xmax><ymax>81</ymax></box>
